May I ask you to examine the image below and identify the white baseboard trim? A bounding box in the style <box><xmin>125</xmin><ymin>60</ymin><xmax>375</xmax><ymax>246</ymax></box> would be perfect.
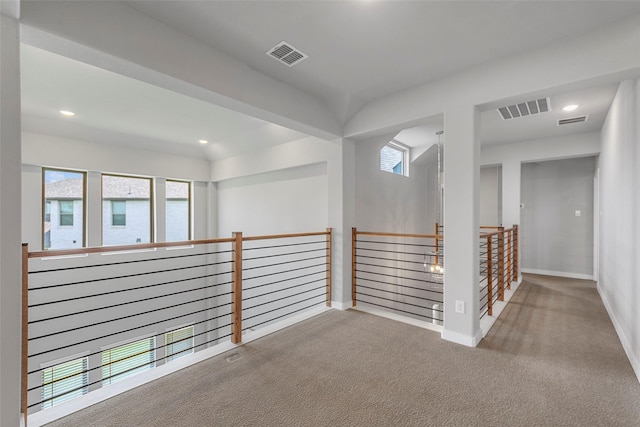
<box><xmin>353</xmin><ymin>303</ymin><xmax>443</xmax><ymax>333</ymax></box>
<box><xmin>27</xmin><ymin>305</ymin><xmax>332</xmax><ymax>427</ymax></box>
<box><xmin>597</xmin><ymin>283</ymin><xmax>640</xmax><ymax>384</ymax></box>
<box><xmin>442</xmin><ymin>328</ymin><xmax>483</xmax><ymax>347</ymax></box>
<box><xmin>521</xmin><ymin>268</ymin><xmax>594</xmax><ymax>281</ymax></box>
<box><xmin>331</xmin><ymin>300</ymin><xmax>353</xmax><ymax>311</ymax></box>
<box><xmin>242</xmin><ymin>305</ymin><xmax>331</xmax><ymax>343</ymax></box>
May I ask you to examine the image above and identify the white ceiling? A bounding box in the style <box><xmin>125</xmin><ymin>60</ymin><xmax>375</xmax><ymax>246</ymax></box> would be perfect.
<box><xmin>20</xmin><ymin>1</ymin><xmax>640</xmax><ymax>161</ymax></box>
<box><xmin>126</xmin><ymin>0</ymin><xmax>640</xmax><ymax>122</ymax></box>
<box><xmin>21</xmin><ymin>44</ymin><xmax>308</xmax><ymax>161</ymax></box>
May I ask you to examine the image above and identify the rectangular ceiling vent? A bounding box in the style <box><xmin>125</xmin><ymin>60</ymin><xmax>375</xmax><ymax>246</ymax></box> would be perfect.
<box><xmin>266</xmin><ymin>42</ymin><xmax>308</xmax><ymax>67</ymax></box>
<box><xmin>497</xmin><ymin>98</ymin><xmax>550</xmax><ymax>120</ymax></box>
<box><xmin>558</xmin><ymin>115</ymin><xmax>588</xmax><ymax>126</ymax></box>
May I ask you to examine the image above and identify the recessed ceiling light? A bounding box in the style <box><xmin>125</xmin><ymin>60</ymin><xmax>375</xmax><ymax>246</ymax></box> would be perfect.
<box><xmin>59</xmin><ymin>110</ymin><xmax>75</xmax><ymax>117</ymax></box>
<box><xmin>562</xmin><ymin>104</ymin><xmax>578</xmax><ymax>112</ymax></box>
<box><xmin>198</xmin><ymin>139</ymin><xmax>208</xmax><ymax>144</ymax></box>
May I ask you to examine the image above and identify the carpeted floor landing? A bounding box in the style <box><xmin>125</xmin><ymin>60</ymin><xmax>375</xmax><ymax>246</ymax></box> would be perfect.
<box><xmin>46</xmin><ymin>274</ymin><xmax>640</xmax><ymax>426</ymax></box>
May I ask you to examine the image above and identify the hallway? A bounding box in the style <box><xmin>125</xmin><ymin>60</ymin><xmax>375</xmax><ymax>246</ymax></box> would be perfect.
<box><xmin>45</xmin><ymin>274</ymin><xmax>640</xmax><ymax>426</ymax></box>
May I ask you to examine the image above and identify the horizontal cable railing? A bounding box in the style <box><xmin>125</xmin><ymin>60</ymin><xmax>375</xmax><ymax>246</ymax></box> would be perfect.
<box><xmin>352</xmin><ymin>228</ymin><xmax>444</xmax><ymax>326</ymax></box>
<box><xmin>479</xmin><ymin>225</ymin><xmax>518</xmax><ymax>319</ymax></box>
<box><xmin>241</xmin><ymin>231</ymin><xmax>331</xmax><ymax>334</ymax></box>
<box><xmin>22</xmin><ymin>229</ymin><xmax>331</xmax><ymax>421</ymax></box>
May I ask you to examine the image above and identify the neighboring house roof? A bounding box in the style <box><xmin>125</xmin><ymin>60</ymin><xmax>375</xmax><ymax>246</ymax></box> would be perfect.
<box><xmin>45</xmin><ymin>178</ymin><xmax>83</xmax><ymax>199</ymax></box>
<box><xmin>45</xmin><ymin>177</ymin><xmax>188</xmax><ymax>199</ymax></box>
<box><xmin>165</xmin><ymin>180</ymin><xmax>190</xmax><ymax>199</ymax></box>
<box><xmin>102</xmin><ymin>176</ymin><xmax>151</xmax><ymax>199</ymax></box>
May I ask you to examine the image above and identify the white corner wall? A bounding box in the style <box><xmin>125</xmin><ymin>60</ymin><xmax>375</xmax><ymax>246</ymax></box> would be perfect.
<box><xmin>216</xmin><ymin>163</ymin><xmax>328</xmax><ymax>237</ymax></box>
<box><xmin>597</xmin><ymin>79</ymin><xmax>640</xmax><ymax>382</ymax></box>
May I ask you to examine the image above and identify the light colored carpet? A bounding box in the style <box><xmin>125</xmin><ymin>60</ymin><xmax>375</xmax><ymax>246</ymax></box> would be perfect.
<box><xmin>46</xmin><ymin>274</ymin><xmax>640</xmax><ymax>426</ymax></box>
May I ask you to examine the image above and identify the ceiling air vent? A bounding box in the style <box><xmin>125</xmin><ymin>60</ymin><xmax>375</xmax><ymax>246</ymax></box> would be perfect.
<box><xmin>558</xmin><ymin>115</ymin><xmax>588</xmax><ymax>126</ymax></box>
<box><xmin>266</xmin><ymin>42</ymin><xmax>308</xmax><ymax>67</ymax></box>
<box><xmin>497</xmin><ymin>98</ymin><xmax>550</xmax><ymax>120</ymax></box>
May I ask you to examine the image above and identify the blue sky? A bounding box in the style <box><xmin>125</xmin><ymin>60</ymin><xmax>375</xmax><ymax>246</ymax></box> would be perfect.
<box><xmin>44</xmin><ymin>170</ymin><xmax>82</xmax><ymax>183</ymax></box>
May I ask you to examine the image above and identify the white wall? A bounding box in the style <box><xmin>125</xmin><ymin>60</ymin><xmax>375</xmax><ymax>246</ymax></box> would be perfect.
<box><xmin>520</xmin><ymin>157</ymin><xmax>596</xmax><ymax>278</ymax></box>
<box><xmin>47</xmin><ymin>199</ymin><xmax>84</xmax><ymax>249</ymax></box>
<box><xmin>354</xmin><ymin>134</ymin><xmax>431</xmax><ymax>234</ymax></box>
<box><xmin>165</xmin><ymin>200</ymin><xmax>189</xmax><ymax>242</ymax></box>
<box><xmin>598</xmin><ymin>79</ymin><xmax>640</xmax><ymax>382</ymax></box>
<box><xmin>102</xmin><ymin>200</ymin><xmax>151</xmax><ymax>245</ymax></box>
<box><xmin>216</xmin><ymin>163</ymin><xmax>328</xmax><ymax>237</ymax></box>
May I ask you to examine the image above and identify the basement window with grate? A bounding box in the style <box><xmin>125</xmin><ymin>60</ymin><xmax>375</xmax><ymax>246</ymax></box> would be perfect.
<box><xmin>102</xmin><ymin>337</ymin><xmax>155</xmax><ymax>386</ymax></box>
<box><xmin>41</xmin><ymin>356</ymin><xmax>89</xmax><ymax>409</ymax></box>
<box><xmin>380</xmin><ymin>141</ymin><xmax>409</xmax><ymax>177</ymax></box>
<box><xmin>165</xmin><ymin>325</ymin><xmax>195</xmax><ymax>362</ymax></box>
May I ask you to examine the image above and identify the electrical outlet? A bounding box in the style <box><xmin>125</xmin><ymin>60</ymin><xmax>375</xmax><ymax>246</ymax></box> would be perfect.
<box><xmin>455</xmin><ymin>300</ymin><xmax>465</xmax><ymax>314</ymax></box>
<box><xmin>575</xmin><ymin>210</ymin><xmax>582</xmax><ymax>217</ymax></box>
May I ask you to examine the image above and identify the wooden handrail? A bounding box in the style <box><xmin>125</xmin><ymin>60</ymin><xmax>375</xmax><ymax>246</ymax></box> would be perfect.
<box><xmin>355</xmin><ymin>230</ymin><xmax>443</xmax><ymax>239</ymax></box>
<box><xmin>513</xmin><ymin>225</ymin><xmax>519</xmax><ymax>283</ymax></box>
<box><xmin>434</xmin><ymin>223</ymin><xmax>440</xmax><ymax>268</ymax></box>
<box><xmin>22</xmin><ymin>243</ymin><xmax>28</xmax><ymax>427</ymax></box>
<box><xmin>325</xmin><ymin>228</ymin><xmax>332</xmax><ymax>307</ymax></box>
<box><xmin>507</xmin><ymin>229</ymin><xmax>513</xmax><ymax>289</ymax></box>
<box><xmin>231</xmin><ymin>232</ymin><xmax>243</xmax><ymax>344</ymax></box>
<box><xmin>480</xmin><ymin>231</ymin><xmax>502</xmax><ymax>238</ymax></box>
<box><xmin>28</xmin><ymin>231</ymin><xmax>331</xmax><ymax>259</ymax></box>
<box><xmin>486</xmin><ymin>235</ymin><xmax>493</xmax><ymax>316</ymax></box>
<box><xmin>352</xmin><ymin>228</ymin><xmax>357</xmax><ymax>307</ymax></box>
<box><xmin>28</xmin><ymin>237</ymin><xmax>235</xmax><ymax>258</ymax></box>
<box><xmin>497</xmin><ymin>227</ymin><xmax>505</xmax><ymax>302</ymax></box>
<box><xmin>242</xmin><ymin>231</ymin><xmax>330</xmax><ymax>241</ymax></box>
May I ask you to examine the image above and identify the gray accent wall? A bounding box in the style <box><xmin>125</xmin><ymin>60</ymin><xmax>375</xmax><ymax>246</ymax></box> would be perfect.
<box><xmin>521</xmin><ymin>156</ymin><xmax>596</xmax><ymax>277</ymax></box>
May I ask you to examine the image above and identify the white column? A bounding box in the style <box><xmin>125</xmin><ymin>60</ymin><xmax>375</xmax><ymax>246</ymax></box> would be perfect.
<box><xmin>327</xmin><ymin>138</ymin><xmax>355</xmax><ymax>308</ymax></box>
<box><xmin>0</xmin><ymin>3</ymin><xmax>24</xmax><ymax>425</ymax></box>
<box><xmin>442</xmin><ymin>104</ymin><xmax>482</xmax><ymax>347</ymax></box>
<box><xmin>87</xmin><ymin>171</ymin><xmax>103</xmax><ymax>247</ymax></box>
<box><xmin>155</xmin><ymin>178</ymin><xmax>166</xmax><ymax>242</ymax></box>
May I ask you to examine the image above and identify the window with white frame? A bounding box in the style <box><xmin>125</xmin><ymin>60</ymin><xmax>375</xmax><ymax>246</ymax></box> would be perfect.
<box><xmin>101</xmin><ymin>337</ymin><xmax>155</xmax><ymax>386</ymax></box>
<box><xmin>380</xmin><ymin>141</ymin><xmax>409</xmax><ymax>176</ymax></box>
<box><xmin>43</xmin><ymin>168</ymin><xmax>86</xmax><ymax>249</ymax></box>
<box><xmin>165</xmin><ymin>325</ymin><xmax>195</xmax><ymax>362</ymax></box>
<box><xmin>165</xmin><ymin>180</ymin><xmax>191</xmax><ymax>242</ymax></box>
<box><xmin>102</xmin><ymin>174</ymin><xmax>152</xmax><ymax>245</ymax></box>
<box><xmin>111</xmin><ymin>200</ymin><xmax>126</xmax><ymax>226</ymax></box>
<box><xmin>41</xmin><ymin>356</ymin><xmax>89</xmax><ymax>409</ymax></box>
<box><xmin>59</xmin><ymin>200</ymin><xmax>74</xmax><ymax>226</ymax></box>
